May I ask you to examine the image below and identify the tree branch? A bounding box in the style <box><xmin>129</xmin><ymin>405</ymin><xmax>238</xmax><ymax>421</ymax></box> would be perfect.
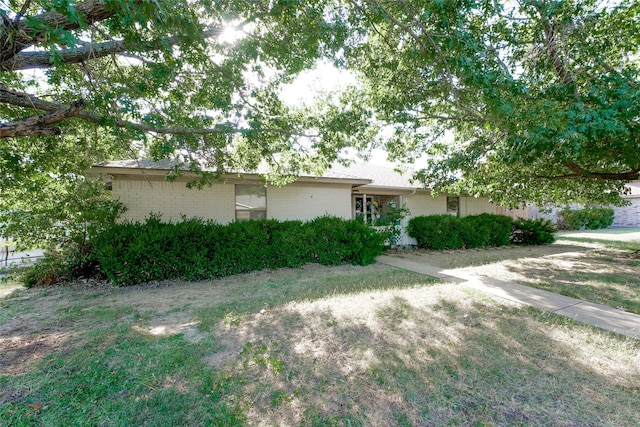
<box><xmin>0</xmin><ymin>27</ymin><xmax>224</xmax><ymax>71</ymax></box>
<box><xmin>0</xmin><ymin>99</ymin><xmax>85</xmax><ymax>137</ymax></box>
<box><xmin>529</xmin><ymin>2</ymin><xmax>579</xmax><ymax>97</ymax></box>
<box><xmin>0</xmin><ymin>0</ymin><xmax>144</xmax><ymax>64</ymax></box>
<box><xmin>0</xmin><ymin>84</ymin><xmax>319</xmax><ymax>139</ymax></box>
<box><xmin>14</xmin><ymin>0</ymin><xmax>33</xmax><ymax>25</ymax></box>
<box><xmin>536</xmin><ymin>161</ymin><xmax>640</xmax><ymax>180</ymax></box>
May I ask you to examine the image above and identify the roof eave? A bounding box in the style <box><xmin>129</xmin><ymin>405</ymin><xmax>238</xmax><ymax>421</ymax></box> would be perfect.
<box><xmin>88</xmin><ymin>165</ymin><xmax>371</xmax><ymax>186</ymax></box>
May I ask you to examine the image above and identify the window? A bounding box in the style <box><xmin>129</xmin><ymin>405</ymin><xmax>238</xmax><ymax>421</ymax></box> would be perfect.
<box><xmin>235</xmin><ymin>185</ymin><xmax>267</xmax><ymax>220</ymax></box>
<box><xmin>447</xmin><ymin>196</ymin><xmax>459</xmax><ymax>215</ymax></box>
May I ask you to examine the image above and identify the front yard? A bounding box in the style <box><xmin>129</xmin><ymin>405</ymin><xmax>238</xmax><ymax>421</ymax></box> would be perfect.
<box><xmin>389</xmin><ymin>237</ymin><xmax>640</xmax><ymax>315</ymax></box>
<box><xmin>1</xmin><ymin>238</ymin><xmax>639</xmax><ymax>425</ymax></box>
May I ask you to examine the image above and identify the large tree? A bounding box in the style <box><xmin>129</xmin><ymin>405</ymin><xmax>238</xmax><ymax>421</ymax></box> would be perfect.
<box><xmin>344</xmin><ymin>0</ymin><xmax>640</xmax><ymax>206</ymax></box>
<box><xmin>0</xmin><ymin>0</ymin><xmax>368</xmax><ymax>246</ymax></box>
<box><xmin>0</xmin><ymin>0</ymin><xmax>365</xmax><ymax>164</ymax></box>
<box><xmin>2</xmin><ymin>1</ymin><xmax>639</xmax><ymax>247</ymax></box>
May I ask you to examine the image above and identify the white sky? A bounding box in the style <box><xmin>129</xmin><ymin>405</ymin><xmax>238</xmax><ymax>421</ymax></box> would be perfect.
<box><xmin>279</xmin><ymin>61</ymin><xmax>397</xmax><ymax>167</ymax></box>
<box><xmin>279</xmin><ymin>60</ymin><xmax>356</xmax><ymax>105</ymax></box>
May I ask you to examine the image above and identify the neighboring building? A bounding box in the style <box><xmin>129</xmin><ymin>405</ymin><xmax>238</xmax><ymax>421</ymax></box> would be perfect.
<box><xmin>612</xmin><ymin>181</ymin><xmax>640</xmax><ymax>227</ymax></box>
<box><xmin>90</xmin><ymin>160</ymin><xmax>502</xmax><ymax>245</ymax></box>
<box><xmin>498</xmin><ymin>181</ymin><xmax>640</xmax><ymax>228</ymax></box>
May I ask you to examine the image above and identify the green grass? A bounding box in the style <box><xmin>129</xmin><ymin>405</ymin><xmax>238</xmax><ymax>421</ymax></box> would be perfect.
<box><xmin>0</xmin><ymin>326</ymin><xmax>244</xmax><ymax>426</ymax></box>
<box><xmin>558</xmin><ymin>236</ymin><xmax>640</xmax><ymax>252</ymax></box>
<box><xmin>1</xmin><ymin>263</ymin><xmax>639</xmax><ymax>426</ymax></box>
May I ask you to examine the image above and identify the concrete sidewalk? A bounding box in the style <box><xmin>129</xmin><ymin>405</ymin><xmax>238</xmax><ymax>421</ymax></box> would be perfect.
<box><xmin>378</xmin><ymin>255</ymin><xmax>640</xmax><ymax>340</ymax></box>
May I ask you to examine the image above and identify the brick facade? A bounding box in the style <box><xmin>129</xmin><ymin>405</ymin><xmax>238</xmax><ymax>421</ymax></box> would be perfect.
<box><xmin>612</xmin><ymin>197</ymin><xmax>640</xmax><ymax>227</ymax></box>
<box><xmin>113</xmin><ymin>179</ymin><xmax>235</xmax><ymax>223</ymax></box>
<box><xmin>113</xmin><ymin>178</ymin><xmax>354</xmax><ymax>223</ymax></box>
<box><xmin>267</xmin><ymin>182</ymin><xmax>353</xmax><ymax>221</ymax></box>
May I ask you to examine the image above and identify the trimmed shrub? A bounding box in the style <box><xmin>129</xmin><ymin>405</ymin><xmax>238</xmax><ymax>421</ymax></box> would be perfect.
<box><xmin>584</xmin><ymin>207</ymin><xmax>615</xmax><ymax>229</ymax></box>
<box><xmin>344</xmin><ymin>218</ymin><xmax>389</xmax><ymax>265</ymax></box>
<box><xmin>407</xmin><ymin>214</ymin><xmax>513</xmax><ymax>250</ymax></box>
<box><xmin>300</xmin><ymin>216</ymin><xmax>387</xmax><ymax>266</ymax></box>
<box><xmin>511</xmin><ymin>218</ymin><xmax>556</xmax><ymax>245</ymax></box>
<box><xmin>558</xmin><ymin>207</ymin><xmax>614</xmax><ymax>230</ymax></box>
<box><xmin>557</xmin><ymin>209</ymin><xmax>587</xmax><ymax>230</ymax></box>
<box><xmin>407</xmin><ymin>214</ymin><xmax>465</xmax><ymax>250</ymax></box>
<box><xmin>266</xmin><ymin>219</ymin><xmax>310</xmax><ymax>268</ymax></box>
<box><xmin>461</xmin><ymin>213</ymin><xmax>513</xmax><ymax>248</ymax></box>
<box><xmin>92</xmin><ymin>215</ymin><xmax>386</xmax><ymax>286</ymax></box>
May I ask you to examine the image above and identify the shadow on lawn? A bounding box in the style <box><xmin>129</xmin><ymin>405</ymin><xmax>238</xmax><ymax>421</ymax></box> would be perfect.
<box><xmin>3</xmin><ymin>260</ymin><xmax>639</xmax><ymax>426</ymax></box>
<box><xmin>499</xmin><ymin>252</ymin><xmax>640</xmax><ymax>314</ymax></box>
<box><xmin>222</xmin><ymin>295</ymin><xmax>640</xmax><ymax>426</ymax></box>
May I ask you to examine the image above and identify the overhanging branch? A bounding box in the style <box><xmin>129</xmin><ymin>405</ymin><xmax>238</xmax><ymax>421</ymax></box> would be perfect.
<box><xmin>534</xmin><ymin>161</ymin><xmax>640</xmax><ymax>181</ymax></box>
<box><xmin>0</xmin><ymin>84</ymin><xmax>319</xmax><ymax>139</ymax></box>
<box><xmin>0</xmin><ymin>99</ymin><xmax>85</xmax><ymax>137</ymax></box>
<box><xmin>0</xmin><ymin>0</ymin><xmax>142</xmax><ymax>63</ymax></box>
<box><xmin>1</xmin><ymin>28</ymin><xmax>224</xmax><ymax>71</ymax></box>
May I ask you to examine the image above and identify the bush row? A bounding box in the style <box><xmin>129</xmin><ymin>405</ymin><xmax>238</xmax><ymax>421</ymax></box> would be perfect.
<box><xmin>407</xmin><ymin>213</ymin><xmax>512</xmax><ymax>250</ymax></box>
<box><xmin>407</xmin><ymin>214</ymin><xmax>555</xmax><ymax>250</ymax></box>
<box><xmin>557</xmin><ymin>207</ymin><xmax>614</xmax><ymax>230</ymax></box>
<box><xmin>91</xmin><ymin>215</ymin><xmax>387</xmax><ymax>286</ymax></box>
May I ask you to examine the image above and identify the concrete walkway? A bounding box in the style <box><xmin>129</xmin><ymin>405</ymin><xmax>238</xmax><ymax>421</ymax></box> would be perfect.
<box><xmin>378</xmin><ymin>255</ymin><xmax>640</xmax><ymax>340</ymax></box>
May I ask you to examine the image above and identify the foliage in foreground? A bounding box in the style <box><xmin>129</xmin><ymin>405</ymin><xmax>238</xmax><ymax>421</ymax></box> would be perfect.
<box><xmin>558</xmin><ymin>207</ymin><xmax>615</xmax><ymax>230</ymax></box>
<box><xmin>407</xmin><ymin>213</ymin><xmax>514</xmax><ymax>250</ymax></box>
<box><xmin>1</xmin><ymin>0</ymin><xmax>638</xmax><ymax>236</ymax></box>
<box><xmin>23</xmin><ymin>216</ymin><xmax>388</xmax><ymax>287</ymax></box>
<box><xmin>357</xmin><ymin>0</ymin><xmax>639</xmax><ymax>207</ymax></box>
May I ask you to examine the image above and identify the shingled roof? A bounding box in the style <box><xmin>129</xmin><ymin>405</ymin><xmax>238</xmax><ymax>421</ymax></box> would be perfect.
<box><xmin>92</xmin><ymin>159</ymin><xmax>420</xmax><ymax>189</ymax></box>
<box><xmin>327</xmin><ymin>163</ymin><xmax>416</xmax><ymax>189</ymax></box>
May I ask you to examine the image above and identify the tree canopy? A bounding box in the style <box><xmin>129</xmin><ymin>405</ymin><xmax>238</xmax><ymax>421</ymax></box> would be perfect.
<box><xmin>1</xmin><ymin>0</ymin><xmax>639</xmax><ymax>245</ymax></box>
<box><xmin>345</xmin><ymin>0</ymin><xmax>639</xmax><ymax>207</ymax></box>
<box><xmin>0</xmin><ymin>0</ymin><xmax>365</xmax><ymax>246</ymax></box>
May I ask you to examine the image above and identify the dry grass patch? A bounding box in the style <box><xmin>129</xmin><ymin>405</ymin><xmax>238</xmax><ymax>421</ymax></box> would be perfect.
<box><xmin>2</xmin><ymin>262</ymin><xmax>639</xmax><ymax>426</ymax></box>
<box><xmin>215</xmin><ymin>285</ymin><xmax>639</xmax><ymax>426</ymax></box>
<box><xmin>388</xmin><ymin>238</ymin><xmax>639</xmax><ymax>314</ymax></box>
<box><xmin>386</xmin><ymin>243</ymin><xmax>595</xmax><ymax>269</ymax></box>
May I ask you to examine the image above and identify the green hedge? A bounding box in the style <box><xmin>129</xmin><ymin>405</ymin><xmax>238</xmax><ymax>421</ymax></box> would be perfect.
<box><xmin>92</xmin><ymin>215</ymin><xmax>387</xmax><ymax>286</ymax></box>
<box><xmin>407</xmin><ymin>214</ymin><xmax>513</xmax><ymax>250</ymax></box>
<box><xmin>558</xmin><ymin>207</ymin><xmax>615</xmax><ymax>230</ymax></box>
<box><xmin>511</xmin><ymin>218</ymin><xmax>556</xmax><ymax>245</ymax></box>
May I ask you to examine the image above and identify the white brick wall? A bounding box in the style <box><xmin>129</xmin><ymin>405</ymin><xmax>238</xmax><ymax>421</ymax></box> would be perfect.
<box><xmin>460</xmin><ymin>197</ymin><xmax>498</xmax><ymax>216</ymax></box>
<box><xmin>268</xmin><ymin>183</ymin><xmax>353</xmax><ymax>221</ymax></box>
<box><xmin>405</xmin><ymin>192</ymin><xmax>498</xmax><ymax>218</ymax></box>
<box><xmin>612</xmin><ymin>198</ymin><xmax>640</xmax><ymax>227</ymax></box>
<box><xmin>113</xmin><ymin>178</ymin><xmax>353</xmax><ymax>223</ymax></box>
<box><xmin>112</xmin><ymin>176</ymin><xmax>500</xmax><ymax>225</ymax></box>
<box><xmin>113</xmin><ymin>179</ymin><xmax>235</xmax><ymax>223</ymax></box>
<box><xmin>405</xmin><ymin>192</ymin><xmax>449</xmax><ymax>216</ymax></box>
